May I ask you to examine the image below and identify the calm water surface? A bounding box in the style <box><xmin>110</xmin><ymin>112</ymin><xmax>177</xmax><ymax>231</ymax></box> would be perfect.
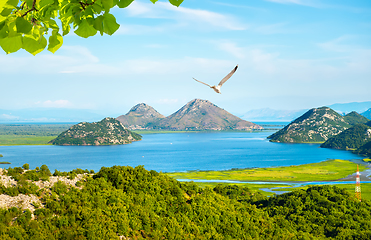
<box><xmin>0</xmin><ymin>131</ymin><xmax>364</xmax><ymax>172</ymax></box>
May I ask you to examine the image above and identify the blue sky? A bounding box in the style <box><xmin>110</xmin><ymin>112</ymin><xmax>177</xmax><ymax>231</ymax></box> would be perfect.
<box><xmin>1</xmin><ymin>0</ymin><xmax>370</xmax><ymax>117</ymax></box>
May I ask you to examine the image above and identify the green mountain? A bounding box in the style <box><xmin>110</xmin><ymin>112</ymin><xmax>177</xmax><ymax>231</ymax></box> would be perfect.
<box><xmin>154</xmin><ymin>99</ymin><xmax>263</xmax><ymax>131</ymax></box>
<box><xmin>116</xmin><ymin>103</ymin><xmax>165</xmax><ymax>130</ymax></box>
<box><xmin>354</xmin><ymin>141</ymin><xmax>371</xmax><ymax>156</ymax></box>
<box><xmin>49</xmin><ymin>117</ymin><xmax>141</xmax><ymax>145</ymax></box>
<box><xmin>268</xmin><ymin>107</ymin><xmax>353</xmax><ymax>143</ymax></box>
<box><xmin>320</xmin><ymin>124</ymin><xmax>371</xmax><ymax>150</ymax></box>
<box><xmin>343</xmin><ymin>111</ymin><xmax>369</xmax><ymax>125</ymax></box>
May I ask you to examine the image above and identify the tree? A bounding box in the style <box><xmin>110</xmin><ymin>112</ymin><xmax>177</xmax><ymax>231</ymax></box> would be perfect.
<box><xmin>0</xmin><ymin>0</ymin><xmax>184</xmax><ymax>55</ymax></box>
<box><xmin>22</xmin><ymin>163</ymin><xmax>29</xmax><ymax>170</ymax></box>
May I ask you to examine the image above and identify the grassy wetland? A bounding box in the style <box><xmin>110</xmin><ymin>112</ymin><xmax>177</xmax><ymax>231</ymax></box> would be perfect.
<box><xmin>0</xmin><ymin>124</ymin><xmax>72</xmax><ymax>145</ymax></box>
<box><xmin>167</xmin><ymin>159</ymin><xmax>371</xmax><ymax>200</ymax></box>
<box><xmin>167</xmin><ymin>159</ymin><xmax>367</xmax><ymax>182</ymax></box>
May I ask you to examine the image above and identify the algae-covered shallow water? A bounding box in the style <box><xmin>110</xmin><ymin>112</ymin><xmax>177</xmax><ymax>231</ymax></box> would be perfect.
<box><xmin>0</xmin><ymin>131</ymin><xmax>364</xmax><ymax>172</ymax></box>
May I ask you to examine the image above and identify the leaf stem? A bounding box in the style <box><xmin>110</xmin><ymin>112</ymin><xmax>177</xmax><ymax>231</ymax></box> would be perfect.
<box><xmin>21</xmin><ymin>0</ymin><xmax>37</xmax><ymax>18</ymax></box>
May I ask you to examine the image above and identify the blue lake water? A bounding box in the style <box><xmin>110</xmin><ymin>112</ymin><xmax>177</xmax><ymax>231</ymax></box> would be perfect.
<box><xmin>0</xmin><ymin>131</ymin><xmax>364</xmax><ymax>173</ymax></box>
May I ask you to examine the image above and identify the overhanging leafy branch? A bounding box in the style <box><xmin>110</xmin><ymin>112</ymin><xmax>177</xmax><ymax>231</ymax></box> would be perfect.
<box><xmin>0</xmin><ymin>0</ymin><xmax>185</xmax><ymax>55</ymax></box>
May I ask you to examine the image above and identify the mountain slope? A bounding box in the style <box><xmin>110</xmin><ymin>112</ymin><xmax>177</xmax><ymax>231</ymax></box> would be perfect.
<box><xmin>353</xmin><ymin>141</ymin><xmax>371</xmax><ymax>157</ymax></box>
<box><xmin>116</xmin><ymin>103</ymin><xmax>165</xmax><ymax>130</ymax></box>
<box><xmin>155</xmin><ymin>99</ymin><xmax>262</xmax><ymax>131</ymax></box>
<box><xmin>343</xmin><ymin>111</ymin><xmax>369</xmax><ymax>125</ymax></box>
<box><xmin>320</xmin><ymin>124</ymin><xmax>371</xmax><ymax>150</ymax></box>
<box><xmin>362</xmin><ymin>108</ymin><xmax>371</xmax><ymax>120</ymax></box>
<box><xmin>50</xmin><ymin>118</ymin><xmax>141</xmax><ymax>145</ymax></box>
<box><xmin>268</xmin><ymin>107</ymin><xmax>352</xmax><ymax>143</ymax></box>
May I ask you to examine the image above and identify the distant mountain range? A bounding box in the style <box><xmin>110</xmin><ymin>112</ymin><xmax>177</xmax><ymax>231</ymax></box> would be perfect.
<box><xmin>0</xmin><ymin>109</ymin><xmax>106</xmax><ymax>122</ymax></box>
<box><xmin>117</xmin><ymin>99</ymin><xmax>263</xmax><ymax>131</ymax></box>
<box><xmin>268</xmin><ymin>107</ymin><xmax>369</xmax><ymax>143</ymax></box>
<box><xmin>327</xmin><ymin>101</ymin><xmax>371</xmax><ymax>114</ymax></box>
<box><xmin>50</xmin><ymin>118</ymin><xmax>141</xmax><ymax>146</ymax></box>
<box><xmin>240</xmin><ymin>108</ymin><xmax>307</xmax><ymax>121</ymax></box>
<box><xmin>362</xmin><ymin>109</ymin><xmax>371</xmax><ymax>120</ymax></box>
<box><xmin>1</xmin><ymin>101</ymin><xmax>370</xmax><ymax>123</ymax></box>
<box><xmin>240</xmin><ymin>101</ymin><xmax>371</xmax><ymax>121</ymax></box>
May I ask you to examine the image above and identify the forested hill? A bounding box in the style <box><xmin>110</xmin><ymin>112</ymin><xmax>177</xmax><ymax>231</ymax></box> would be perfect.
<box><xmin>1</xmin><ymin>165</ymin><xmax>371</xmax><ymax>239</ymax></box>
<box><xmin>49</xmin><ymin>118</ymin><xmax>141</xmax><ymax>145</ymax></box>
<box><xmin>268</xmin><ymin>107</ymin><xmax>369</xmax><ymax>143</ymax></box>
<box><xmin>320</xmin><ymin>123</ymin><xmax>371</xmax><ymax>150</ymax></box>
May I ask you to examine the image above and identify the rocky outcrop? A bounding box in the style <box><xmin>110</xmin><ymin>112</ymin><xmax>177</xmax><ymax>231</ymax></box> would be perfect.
<box><xmin>116</xmin><ymin>103</ymin><xmax>165</xmax><ymax>130</ymax></box>
<box><xmin>0</xmin><ymin>194</ymin><xmax>41</xmax><ymax>213</ymax></box>
<box><xmin>0</xmin><ymin>168</ymin><xmax>89</xmax><ymax>213</ymax></box>
<box><xmin>154</xmin><ymin>99</ymin><xmax>262</xmax><ymax>131</ymax></box>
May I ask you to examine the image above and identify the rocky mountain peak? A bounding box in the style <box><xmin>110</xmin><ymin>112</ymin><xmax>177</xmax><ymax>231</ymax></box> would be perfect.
<box><xmin>126</xmin><ymin>103</ymin><xmax>164</xmax><ymax>119</ymax></box>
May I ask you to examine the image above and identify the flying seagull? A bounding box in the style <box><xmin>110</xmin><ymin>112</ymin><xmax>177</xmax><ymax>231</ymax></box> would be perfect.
<box><xmin>193</xmin><ymin>64</ymin><xmax>238</xmax><ymax>94</ymax></box>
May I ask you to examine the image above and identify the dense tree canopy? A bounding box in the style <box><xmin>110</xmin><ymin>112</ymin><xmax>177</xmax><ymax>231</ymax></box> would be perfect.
<box><xmin>0</xmin><ymin>0</ymin><xmax>184</xmax><ymax>55</ymax></box>
<box><xmin>1</xmin><ymin>164</ymin><xmax>371</xmax><ymax>239</ymax></box>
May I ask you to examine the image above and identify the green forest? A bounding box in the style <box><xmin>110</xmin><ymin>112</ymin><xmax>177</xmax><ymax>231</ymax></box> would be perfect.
<box><xmin>1</xmin><ymin>165</ymin><xmax>371</xmax><ymax>239</ymax></box>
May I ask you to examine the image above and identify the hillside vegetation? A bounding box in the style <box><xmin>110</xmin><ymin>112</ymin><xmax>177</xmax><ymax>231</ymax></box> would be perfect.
<box><xmin>49</xmin><ymin>118</ymin><xmax>141</xmax><ymax>146</ymax></box>
<box><xmin>1</xmin><ymin>164</ymin><xmax>370</xmax><ymax>239</ymax></box>
<box><xmin>268</xmin><ymin>107</ymin><xmax>368</xmax><ymax>143</ymax></box>
<box><xmin>321</xmin><ymin>124</ymin><xmax>371</xmax><ymax>150</ymax></box>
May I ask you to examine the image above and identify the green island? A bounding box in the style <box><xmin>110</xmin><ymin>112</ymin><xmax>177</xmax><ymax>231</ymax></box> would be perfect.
<box><xmin>1</xmin><ymin>164</ymin><xmax>370</xmax><ymax>239</ymax></box>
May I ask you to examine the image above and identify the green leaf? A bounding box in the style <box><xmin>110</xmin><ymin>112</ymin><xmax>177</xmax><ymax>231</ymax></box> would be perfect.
<box><xmin>94</xmin><ymin>15</ymin><xmax>104</xmax><ymax>36</ymax></box>
<box><xmin>117</xmin><ymin>0</ymin><xmax>134</xmax><ymax>8</ymax></box>
<box><xmin>74</xmin><ymin>19</ymin><xmax>97</xmax><ymax>38</ymax></box>
<box><xmin>16</xmin><ymin>17</ymin><xmax>33</xmax><ymax>34</ymax></box>
<box><xmin>23</xmin><ymin>35</ymin><xmax>47</xmax><ymax>55</ymax></box>
<box><xmin>102</xmin><ymin>0</ymin><xmax>114</xmax><ymax>12</ymax></box>
<box><xmin>150</xmin><ymin>0</ymin><xmax>158</xmax><ymax>3</ymax></box>
<box><xmin>0</xmin><ymin>35</ymin><xmax>22</xmax><ymax>54</ymax></box>
<box><xmin>103</xmin><ymin>13</ymin><xmax>119</xmax><ymax>35</ymax></box>
<box><xmin>46</xmin><ymin>19</ymin><xmax>59</xmax><ymax>31</ymax></box>
<box><xmin>25</xmin><ymin>0</ymin><xmax>34</xmax><ymax>8</ymax></box>
<box><xmin>38</xmin><ymin>0</ymin><xmax>54</xmax><ymax>8</ymax></box>
<box><xmin>0</xmin><ymin>21</ymin><xmax>6</xmax><ymax>37</ymax></box>
<box><xmin>169</xmin><ymin>0</ymin><xmax>184</xmax><ymax>7</ymax></box>
<box><xmin>61</xmin><ymin>15</ymin><xmax>73</xmax><ymax>36</ymax></box>
<box><xmin>92</xmin><ymin>3</ymin><xmax>103</xmax><ymax>13</ymax></box>
<box><xmin>48</xmin><ymin>31</ymin><xmax>63</xmax><ymax>53</ymax></box>
<box><xmin>1</xmin><ymin>8</ymin><xmax>13</xmax><ymax>17</ymax></box>
<box><xmin>6</xmin><ymin>0</ymin><xmax>18</xmax><ymax>8</ymax></box>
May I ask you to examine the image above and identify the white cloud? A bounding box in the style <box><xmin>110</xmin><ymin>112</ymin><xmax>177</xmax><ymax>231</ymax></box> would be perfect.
<box><xmin>0</xmin><ymin>114</ymin><xmax>19</xmax><ymax>120</ymax></box>
<box><xmin>121</xmin><ymin>1</ymin><xmax>247</xmax><ymax>32</ymax></box>
<box><xmin>265</xmin><ymin>0</ymin><xmax>315</xmax><ymax>6</ymax></box>
<box><xmin>216</xmin><ymin>41</ymin><xmax>246</xmax><ymax>59</ymax></box>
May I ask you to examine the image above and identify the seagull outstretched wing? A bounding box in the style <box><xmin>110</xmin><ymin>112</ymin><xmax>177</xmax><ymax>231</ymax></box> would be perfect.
<box><xmin>193</xmin><ymin>78</ymin><xmax>212</xmax><ymax>88</ymax></box>
<box><xmin>217</xmin><ymin>64</ymin><xmax>238</xmax><ymax>87</ymax></box>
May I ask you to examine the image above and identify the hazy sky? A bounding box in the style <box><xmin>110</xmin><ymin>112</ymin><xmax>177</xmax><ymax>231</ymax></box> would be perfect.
<box><xmin>1</xmin><ymin>0</ymin><xmax>370</xmax><ymax>116</ymax></box>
